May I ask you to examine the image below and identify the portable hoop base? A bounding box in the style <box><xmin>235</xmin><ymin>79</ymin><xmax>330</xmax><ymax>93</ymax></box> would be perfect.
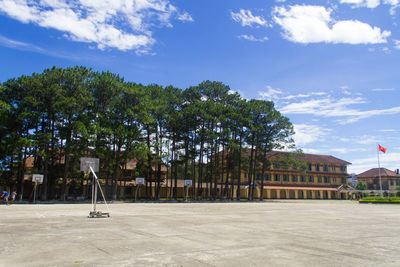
<box><xmin>88</xmin><ymin>211</ymin><xmax>110</xmax><ymax>218</ymax></box>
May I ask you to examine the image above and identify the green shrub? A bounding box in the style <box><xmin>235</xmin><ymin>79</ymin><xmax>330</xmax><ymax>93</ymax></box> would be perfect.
<box><xmin>359</xmin><ymin>196</ymin><xmax>400</xmax><ymax>203</ymax></box>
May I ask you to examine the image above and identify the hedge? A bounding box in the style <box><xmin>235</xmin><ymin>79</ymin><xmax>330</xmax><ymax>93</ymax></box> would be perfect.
<box><xmin>359</xmin><ymin>196</ymin><xmax>400</xmax><ymax>204</ymax></box>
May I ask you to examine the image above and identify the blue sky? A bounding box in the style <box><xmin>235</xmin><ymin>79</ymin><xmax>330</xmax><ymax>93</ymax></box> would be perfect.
<box><xmin>0</xmin><ymin>0</ymin><xmax>399</xmax><ymax>174</ymax></box>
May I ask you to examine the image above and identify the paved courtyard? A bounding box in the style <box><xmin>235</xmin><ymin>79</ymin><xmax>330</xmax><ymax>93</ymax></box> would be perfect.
<box><xmin>1</xmin><ymin>200</ymin><xmax>400</xmax><ymax>266</ymax></box>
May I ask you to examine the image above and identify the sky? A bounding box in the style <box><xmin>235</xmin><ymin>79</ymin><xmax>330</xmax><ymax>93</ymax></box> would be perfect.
<box><xmin>0</xmin><ymin>0</ymin><xmax>399</xmax><ymax>174</ymax></box>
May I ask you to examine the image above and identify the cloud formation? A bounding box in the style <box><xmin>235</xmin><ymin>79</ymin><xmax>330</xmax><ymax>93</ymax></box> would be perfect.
<box><xmin>237</xmin><ymin>34</ymin><xmax>268</xmax><ymax>42</ymax></box>
<box><xmin>273</xmin><ymin>5</ymin><xmax>391</xmax><ymax>44</ymax></box>
<box><xmin>339</xmin><ymin>0</ymin><xmax>380</xmax><ymax>8</ymax></box>
<box><xmin>395</xmin><ymin>40</ymin><xmax>400</xmax><ymax>49</ymax></box>
<box><xmin>0</xmin><ymin>0</ymin><xmax>192</xmax><ymax>53</ymax></box>
<box><xmin>280</xmin><ymin>95</ymin><xmax>400</xmax><ymax>124</ymax></box>
<box><xmin>339</xmin><ymin>0</ymin><xmax>400</xmax><ymax>14</ymax></box>
<box><xmin>293</xmin><ymin>124</ymin><xmax>329</xmax><ymax>146</ymax></box>
<box><xmin>349</xmin><ymin>152</ymin><xmax>400</xmax><ymax>174</ymax></box>
<box><xmin>258</xmin><ymin>85</ymin><xmax>283</xmax><ymax>100</ymax></box>
<box><xmin>231</xmin><ymin>9</ymin><xmax>267</xmax><ymax>27</ymax></box>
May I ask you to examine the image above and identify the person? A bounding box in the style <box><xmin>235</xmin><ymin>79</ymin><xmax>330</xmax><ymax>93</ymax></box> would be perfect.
<box><xmin>10</xmin><ymin>191</ymin><xmax>16</xmax><ymax>204</ymax></box>
<box><xmin>1</xmin><ymin>190</ymin><xmax>9</xmax><ymax>205</ymax></box>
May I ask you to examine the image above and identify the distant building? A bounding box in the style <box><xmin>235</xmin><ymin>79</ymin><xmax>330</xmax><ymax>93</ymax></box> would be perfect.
<box><xmin>217</xmin><ymin>149</ymin><xmax>351</xmax><ymax>199</ymax></box>
<box><xmin>356</xmin><ymin>168</ymin><xmax>400</xmax><ymax>190</ymax></box>
<box><xmin>348</xmin><ymin>173</ymin><xmax>357</xmax><ymax>187</ymax></box>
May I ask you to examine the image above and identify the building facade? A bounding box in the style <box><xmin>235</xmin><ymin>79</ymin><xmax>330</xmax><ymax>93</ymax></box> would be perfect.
<box><xmin>356</xmin><ymin>168</ymin><xmax>400</xmax><ymax>190</ymax></box>
<box><xmin>219</xmin><ymin>150</ymin><xmax>351</xmax><ymax>199</ymax></box>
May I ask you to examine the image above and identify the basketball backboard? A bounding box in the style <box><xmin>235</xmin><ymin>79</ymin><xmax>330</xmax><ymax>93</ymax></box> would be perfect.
<box><xmin>32</xmin><ymin>174</ymin><xmax>44</xmax><ymax>183</ymax></box>
<box><xmin>80</xmin><ymin>157</ymin><xmax>100</xmax><ymax>172</ymax></box>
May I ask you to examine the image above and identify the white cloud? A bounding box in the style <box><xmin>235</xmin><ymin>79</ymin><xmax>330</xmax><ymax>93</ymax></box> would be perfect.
<box><xmin>259</xmin><ymin>85</ymin><xmax>283</xmax><ymax>100</ymax></box>
<box><xmin>0</xmin><ymin>34</ymin><xmax>84</xmax><ymax>60</ymax></box>
<box><xmin>237</xmin><ymin>34</ymin><xmax>268</xmax><ymax>42</ymax></box>
<box><xmin>339</xmin><ymin>0</ymin><xmax>380</xmax><ymax>8</ymax></box>
<box><xmin>302</xmin><ymin>148</ymin><xmax>323</xmax><ymax>154</ymax></box>
<box><xmin>0</xmin><ymin>34</ymin><xmax>44</xmax><ymax>52</ymax></box>
<box><xmin>349</xmin><ymin>152</ymin><xmax>400</xmax><ymax>174</ymax></box>
<box><xmin>177</xmin><ymin>12</ymin><xmax>194</xmax><ymax>22</ymax></box>
<box><xmin>384</xmin><ymin>0</ymin><xmax>400</xmax><ymax>4</ymax></box>
<box><xmin>372</xmin><ymin>88</ymin><xmax>396</xmax><ymax>91</ymax></box>
<box><xmin>395</xmin><ymin>40</ymin><xmax>400</xmax><ymax>49</ymax></box>
<box><xmin>383</xmin><ymin>0</ymin><xmax>400</xmax><ymax>14</ymax></box>
<box><xmin>282</xmin><ymin>92</ymin><xmax>327</xmax><ymax>100</ymax></box>
<box><xmin>0</xmin><ymin>0</ymin><xmax>192</xmax><ymax>53</ymax></box>
<box><xmin>279</xmin><ymin>95</ymin><xmax>400</xmax><ymax>124</ymax></box>
<box><xmin>379</xmin><ymin>129</ymin><xmax>398</xmax><ymax>132</ymax></box>
<box><xmin>273</xmin><ymin>5</ymin><xmax>391</xmax><ymax>44</ymax></box>
<box><xmin>293</xmin><ymin>124</ymin><xmax>329</xmax><ymax>146</ymax></box>
<box><xmin>231</xmin><ymin>9</ymin><xmax>267</xmax><ymax>27</ymax></box>
<box><xmin>330</xmin><ymin>147</ymin><xmax>368</xmax><ymax>154</ymax></box>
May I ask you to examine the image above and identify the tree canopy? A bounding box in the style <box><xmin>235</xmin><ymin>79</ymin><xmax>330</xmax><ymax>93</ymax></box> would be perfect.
<box><xmin>0</xmin><ymin>66</ymin><xmax>296</xmax><ymax>201</ymax></box>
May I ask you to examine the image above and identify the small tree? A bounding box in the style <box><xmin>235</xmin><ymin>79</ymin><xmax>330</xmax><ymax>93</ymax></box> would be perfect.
<box><xmin>355</xmin><ymin>182</ymin><xmax>367</xmax><ymax>190</ymax></box>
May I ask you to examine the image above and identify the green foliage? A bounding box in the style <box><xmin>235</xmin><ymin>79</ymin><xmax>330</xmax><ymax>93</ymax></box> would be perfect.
<box><xmin>355</xmin><ymin>182</ymin><xmax>367</xmax><ymax>190</ymax></box>
<box><xmin>0</xmin><ymin>66</ymin><xmax>296</xmax><ymax>200</ymax></box>
<box><xmin>359</xmin><ymin>196</ymin><xmax>400</xmax><ymax>203</ymax></box>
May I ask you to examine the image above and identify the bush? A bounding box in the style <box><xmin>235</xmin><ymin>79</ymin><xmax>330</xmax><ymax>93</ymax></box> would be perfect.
<box><xmin>359</xmin><ymin>196</ymin><xmax>400</xmax><ymax>203</ymax></box>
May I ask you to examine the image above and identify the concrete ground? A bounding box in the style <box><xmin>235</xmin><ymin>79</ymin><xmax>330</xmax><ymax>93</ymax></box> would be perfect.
<box><xmin>1</xmin><ymin>200</ymin><xmax>400</xmax><ymax>267</ymax></box>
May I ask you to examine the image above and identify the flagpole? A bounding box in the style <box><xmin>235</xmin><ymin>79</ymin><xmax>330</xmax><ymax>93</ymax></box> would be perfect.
<box><xmin>377</xmin><ymin>145</ymin><xmax>383</xmax><ymax>197</ymax></box>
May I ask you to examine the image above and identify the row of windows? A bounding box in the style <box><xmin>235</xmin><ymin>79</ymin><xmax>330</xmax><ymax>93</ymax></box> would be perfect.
<box><xmin>244</xmin><ymin>173</ymin><xmax>346</xmax><ymax>184</ymax></box>
<box><xmin>390</xmin><ymin>180</ymin><xmax>400</xmax><ymax>186</ymax></box>
<box><xmin>306</xmin><ymin>163</ymin><xmax>347</xmax><ymax>173</ymax></box>
<box><xmin>270</xmin><ymin>162</ymin><xmax>347</xmax><ymax>173</ymax></box>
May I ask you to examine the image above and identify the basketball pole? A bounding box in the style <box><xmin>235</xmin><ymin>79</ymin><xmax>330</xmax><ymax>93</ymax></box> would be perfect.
<box><xmin>89</xmin><ymin>165</ymin><xmax>110</xmax><ymax>216</ymax></box>
<box><xmin>33</xmin><ymin>181</ymin><xmax>37</xmax><ymax>204</ymax></box>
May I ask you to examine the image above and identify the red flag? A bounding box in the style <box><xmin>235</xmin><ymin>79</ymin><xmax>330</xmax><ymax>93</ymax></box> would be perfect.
<box><xmin>378</xmin><ymin>144</ymin><xmax>386</xmax><ymax>153</ymax></box>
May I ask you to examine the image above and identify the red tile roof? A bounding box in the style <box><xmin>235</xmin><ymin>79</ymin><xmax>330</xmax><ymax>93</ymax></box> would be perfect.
<box><xmin>237</xmin><ymin>149</ymin><xmax>351</xmax><ymax>165</ymax></box>
<box><xmin>357</xmin><ymin>168</ymin><xmax>400</xmax><ymax>179</ymax></box>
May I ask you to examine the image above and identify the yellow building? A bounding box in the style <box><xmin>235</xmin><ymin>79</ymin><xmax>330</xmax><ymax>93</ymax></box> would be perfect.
<box><xmin>220</xmin><ymin>150</ymin><xmax>351</xmax><ymax>200</ymax></box>
<box><xmin>356</xmin><ymin>168</ymin><xmax>400</xmax><ymax>190</ymax></box>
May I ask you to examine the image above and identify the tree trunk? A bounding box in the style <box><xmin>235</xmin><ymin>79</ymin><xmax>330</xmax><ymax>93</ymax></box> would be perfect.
<box><xmin>236</xmin><ymin>132</ymin><xmax>242</xmax><ymax>201</ymax></box>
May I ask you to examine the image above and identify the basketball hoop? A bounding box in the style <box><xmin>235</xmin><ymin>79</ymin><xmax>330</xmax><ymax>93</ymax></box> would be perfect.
<box><xmin>80</xmin><ymin>157</ymin><xmax>110</xmax><ymax>218</ymax></box>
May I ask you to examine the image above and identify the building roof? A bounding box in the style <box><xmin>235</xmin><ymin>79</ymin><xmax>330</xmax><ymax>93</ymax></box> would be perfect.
<box><xmin>125</xmin><ymin>158</ymin><xmax>167</xmax><ymax>172</ymax></box>
<box><xmin>240</xmin><ymin>149</ymin><xmax>351</xmax><ymax>165</ymax></box>
<box><xmin>357</xmin><ymin>168</ymin><xmax>400</xmax><ymax>179</ymax></box>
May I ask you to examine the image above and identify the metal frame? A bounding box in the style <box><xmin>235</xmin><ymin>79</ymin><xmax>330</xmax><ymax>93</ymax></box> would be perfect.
<box><xmin>80</xmin><ymin>158</ymin><xmax>110</xmax><ymax>218</ymax></box>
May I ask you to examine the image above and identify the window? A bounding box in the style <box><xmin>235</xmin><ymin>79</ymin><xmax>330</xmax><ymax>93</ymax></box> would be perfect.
<box><xmin>292</xmin><ymin>175</ymin><xmax>297</xmax><ymax>182</ymax></box>
<box><xmin>264</xmin><ymin>173</ymin><xmax>271</xmax><ymax>181</ymax></box>
<box><xmin>308</xmin><ymin>176</ymin><xmax>314</xmax><ymax>183</ymax></box>
<box><xmin>340</xmin><ymin>166</ymin><xmax>346</xmax><ymax>172</ymax></box>
<box><xmin>273</xmin><ymin>163</ymin><xmax>279</xmax><ymax>169</ymax></box>
<box><xmin>274</xmin><ymin>174</ymin><xmax>280</xmax><ymax>181</ymax></box>
<box><xmin>341</xmin><ymin>178</ymin><xmax>346</xmax><ymax>184</ymax></box>
<box><xmin>308</xmin><ymin>163</ymin><xmax>312</xmax><ymax>171</ymax></box>
<box><xmin>323</xmin><ymin>165</ymin><xmax>328</xmax><ymax>172</ymax></box>
<box><xmin>316</xmin><ymin>164</ymin><xmax>320</xmax><ymax>171</ymax></box>
<box><xmin>318</xmin><ymin>176</ymin><xmax>322</xmax><ymax>183</ymax></box>
<box><xmin>300</xmin><ymin>175</ymin><xmax>305</xmax><ymax>182</ymax></box>
<box><xmin>256</xmin><ymin>173</ymin><xmax>260</xmax><ymax>180</ymax></box>
<box><xmin>391</xmin><ymin>180</ymin><xmax>394</xmax><ymax>186</ymax></box>
<box><xmin>397</xmin><ymin>180</ymin><xmax>400</xmax><ymax>186</ymax></box>
<box><xmin>283</xmin><ymin>174</ymin><xmax>289</xmax><ymax>182</ymax></box>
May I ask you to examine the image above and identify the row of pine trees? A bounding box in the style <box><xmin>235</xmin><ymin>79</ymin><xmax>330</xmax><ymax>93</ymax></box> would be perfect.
<box><xmin>0</xmin><ymin>66</ymin><xmax>296</xmax><ymax>201</ymax></box>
